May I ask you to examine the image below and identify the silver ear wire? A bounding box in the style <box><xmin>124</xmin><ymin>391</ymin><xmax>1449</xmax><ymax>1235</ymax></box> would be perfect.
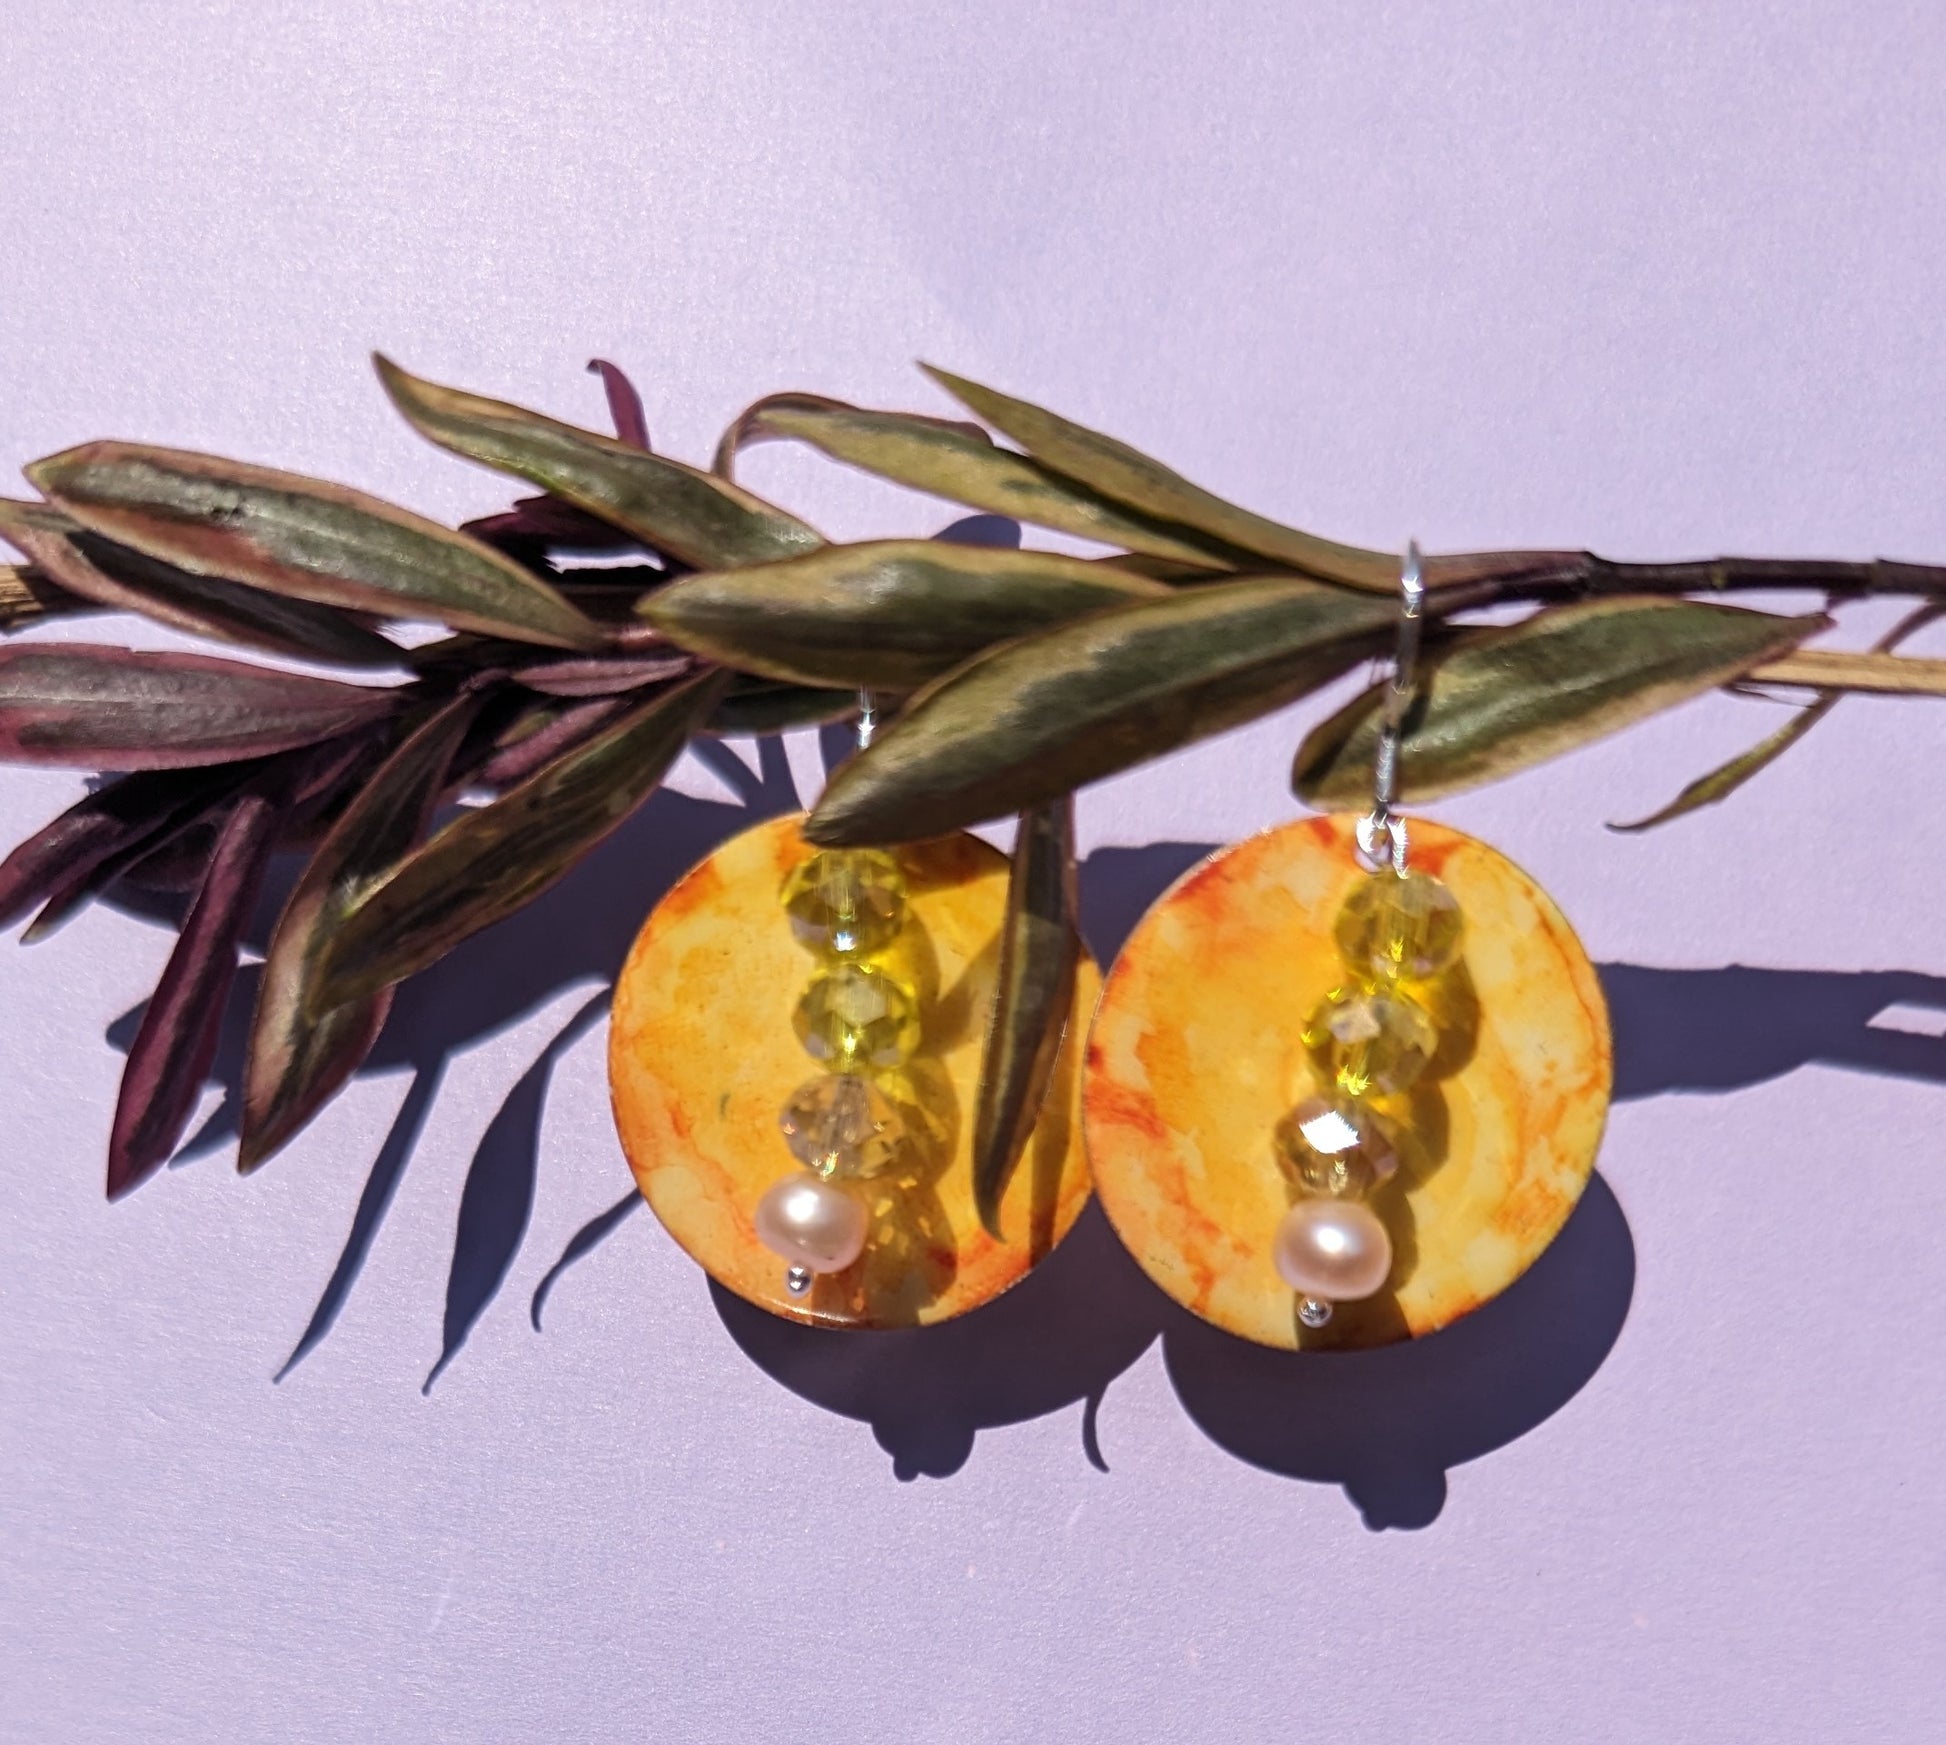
<box><xmin>1358</xmin><ymin>541</ymin><xmax>1425</xmax><ymax>873</ymax></box>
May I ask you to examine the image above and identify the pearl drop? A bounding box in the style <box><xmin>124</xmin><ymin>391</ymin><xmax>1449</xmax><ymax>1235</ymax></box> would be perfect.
<box><xmin>1272</xmin><ymin>1198</ymin><xmax>1393</xmax><ymax>1301</ymax></box>
<box><xmin>754</xmin><ymin>1173</ymin><xmax>869</xmax><ymax>1274</ymax></box>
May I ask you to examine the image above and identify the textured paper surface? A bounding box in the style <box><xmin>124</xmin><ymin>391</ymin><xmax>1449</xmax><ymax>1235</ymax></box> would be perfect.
<box><xmin>3</xmin><ymin>4</ymin><xmax>1944</xmax><ymax>1741</ymax></box>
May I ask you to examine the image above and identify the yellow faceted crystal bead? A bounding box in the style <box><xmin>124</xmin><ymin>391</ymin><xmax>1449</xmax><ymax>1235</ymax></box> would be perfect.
<box><xmin>1301</xmin><ymin>984</ymin><xmax>1438</xmax><ymax>1097</ymax></box>
<box><xmin>781</xmin><ymin>848</ymin><xmax>907</xmax><ymax>959</ymax></box>
<box><xmin>793</xmin><ymin>962</ymin><xmax>920</xmax><ymax>1070</ymax></box>
<box><xmin>1333</xmin><ymin>868</ymin><xmax>1463</xmax><ymax>983</ymax></box>
<box><xmin>779</xmin><ymin>1073</ymin><xmax>906</xmax><ymax>1179</ymax></box>
<box><xmin>1273</xmin><ymin>1091</ymin><xmax>1400</xmax><ymax>1198</ymax></box>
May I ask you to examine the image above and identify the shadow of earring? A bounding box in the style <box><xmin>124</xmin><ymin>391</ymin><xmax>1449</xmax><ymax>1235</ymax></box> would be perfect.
<box><xmin>712</xmin><ymin>1201</ymin><xmax>1166</xmax><ymax>1479</ymax></box>
<box><xmin>1168</xmin><ymin>1170</ymin><xmax>1635</xmax><ymax>1528</ymax></box>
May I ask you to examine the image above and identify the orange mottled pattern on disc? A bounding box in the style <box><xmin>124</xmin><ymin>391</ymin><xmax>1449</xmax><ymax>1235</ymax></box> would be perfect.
<box><xmin>1082</xmin><ymin>813</ymin><xmax>1611</xmax><ymax>1351</ymax></box>
<box><xmin>608</xmin><ymin>814</ymin><xmax>1098</xmax><ymax>1329</ymax></box>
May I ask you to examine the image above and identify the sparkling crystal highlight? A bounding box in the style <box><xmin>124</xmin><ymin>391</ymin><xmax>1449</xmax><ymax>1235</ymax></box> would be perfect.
<box><xmin>1302</xmin><ymin>984</ymin><xmax>1438</xmax><ymax>1097</ymax></box>
<box><xmin>781</xmin><ymin>847</ymin><xmax>907</xmax><ymax>959</ymax></box>
<box><xmin>1273</xmin><ymin>1091</ymin><xmax>1400</xmax><ymax>1198</ymax></box>
<box><xmin>1334</xmin><ymin>868</ymin><xmax>1463</xmax><ymax>983</ymax></box>
<box><xmin>793</xmin><ymin>962</ymin><xmax>921</xmax><ymax>1069</ymax></box>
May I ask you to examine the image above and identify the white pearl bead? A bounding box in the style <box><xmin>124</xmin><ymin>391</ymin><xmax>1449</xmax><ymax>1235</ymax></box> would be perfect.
<box><xmin>754</xmin><ymin>1173</ymin><xmax>869</xmax><ymax>1274</ymax></box>
<box><xmin>1273</xmin><ymin>1198</ymin><xmax>1393</xmax><ymax>1301</ymax></box>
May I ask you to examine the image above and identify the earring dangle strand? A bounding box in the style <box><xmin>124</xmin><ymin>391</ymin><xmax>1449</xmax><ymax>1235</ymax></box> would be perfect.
<box><xmin>1082</xmin><ymin>543</ymin><xmax>1613</xmax><ymax>1351</ymax></box>
<box><xmin>758</xmin><ymin>694</ymin><xmax>913</xmax><ymax>1293</ymax></box>
<box><xmin>608</xmin><ymin>690</ymin><xmax>1101</xmax><ymax>1329</ymax></box>
<box><xmin>1272</xmin><ymin>544</ymin><xmax>1463</xmax><ymax>1328</ymax></box>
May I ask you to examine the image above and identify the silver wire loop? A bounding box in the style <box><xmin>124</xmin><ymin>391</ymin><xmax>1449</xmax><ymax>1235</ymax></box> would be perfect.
<box><xmin>855</xmin><ymin>689</ymin><xmax>878</xmax><ymax>750</ymax></box>
<box><xmin>1359</xmin><ymin>542</ymin><xmax>1425</xmax><ymax>873</ymax></box>
<box><xmin>1355</xmin><ymin>809</ymin><xmax>1409</xmax><ymax>874</ymax></box>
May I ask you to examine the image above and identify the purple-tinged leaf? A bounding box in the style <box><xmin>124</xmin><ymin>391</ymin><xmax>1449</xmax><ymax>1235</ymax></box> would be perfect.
<box><xmin>312</xmin><ymin>670</ymin><xmax>725</xmax><ymax>1009</ymax></box>
<box><xmin>29</xmin><ymin>441</ymin><xmax>605</xmax><ymax>651</ymax></box>
<box><xmin>241</xmin><ymin>693</ymin><xmax>484</xmax><ymax>1169</ymax></box>
<box><xmin>23</xmin><ymin>781</ymin><xmax>242</xmax><ymax>940</ymax></box>
<box><xmin>554</xmin><ymin>564</ymin><xmax>672</xmax><ymax>594</ymax></box>
<box><xmin>548</xmin><ymin>570</ymin><xmax>677</xmax><ymax>625</ymax></box>
<box><xmin>0</xmin><ymin>500</ymin><xmax>402</xmax><ymax>668</ymax></box>
<box><xmin>461</xmin><ymin>495</ymin><xmax>639</xmax><ymax>557</ymax></box>
<box><xmin>473</xmin><ymin>698</ymin><xmax>628</xmax><ymax>788</ymax></box>
<box><xmin>0</xmin><ymin>763</ymin><xmax>248</xmax><ymax>928</ymax></box>
<box><xmin>0</xmin><ymin>644</ymin><xmax>396</xmax><ymax>769</ymax></box>
<box><xmin>587</xmin><ymin>359</ymin><xmax>651</xmax><ymax>450</ymax></box>
<box><xmin>108</xmin><ymin>790</ymin><xmax>281</xmax><ymax>1198</ymax></box>
<box><xmin>515</xmin><ymin>652</ymin><xmax>692</xmax><ymax>697</ymax></box>
<box><xmin>111</xmin><ymin>729</ymin><xmax>384</xmax><ymax>897</ymax></box>
<box><xmin>112</xmin><ymin>819</ymin><xmax>227</xmax><ymax>896</ymax></box>
<box><xmin>15</xmin><ymin>730</ymin><xmax>382</xmax><ymax>941</ymax></box>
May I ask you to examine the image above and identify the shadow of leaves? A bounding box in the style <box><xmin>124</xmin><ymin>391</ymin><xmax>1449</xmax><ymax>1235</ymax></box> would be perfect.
<box><xmin>99</xmin><ymin>790</ymin><xmax>1946</xmax><ymax>1516</ymax></box>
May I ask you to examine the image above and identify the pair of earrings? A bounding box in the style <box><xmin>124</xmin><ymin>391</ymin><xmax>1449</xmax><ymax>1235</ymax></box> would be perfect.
<box><xmin>607</xmin><ymin>549</ymin><xmax>1612</xmax><ymax>1351</ymax></box>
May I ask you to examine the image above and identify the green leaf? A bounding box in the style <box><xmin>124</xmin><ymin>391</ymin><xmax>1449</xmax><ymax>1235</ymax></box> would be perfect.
<box><xmin>375</xmin><ymin>356</ymin><xmax>822</xmax><ymax>570</ymax></box>
<box><xmin>715</xmin><ymin>393</ymin><xmax>1233</xmax><ymax>566</ymax></box>
<box><xmin>639</xmin><ymin>539</ymin><xmax>1168</xmax><ymax>690</ymax></box>
<box><xmin>0</xmin><ymin>499</ymin><xmax>402</xmax><ymax>668</ymax></box>
<box><xmin>240</xmin><ymin>693</ymin><xmax>484</xmax><ymax>1169</ymax></box>
<box><xmin>1609</xmin><ymin>600</ymin><xmax>1946</xmax><ymax>831</ymax></box>
<box><xmin>1607</xmin><ymin>702</ymin><xmax>1835</xmax><ymax>833</ymax></box>
<box><xmin>1292</xmin><ymin>597</ymin><xmax>1829</xmax><ymax>807</ymax></box>
<box><xmin>702</xmin><ymin>678</ymin><xmax>858</xmax><ymax>737</ymax></box>
<box><xmin>311</xmin><ymin>669</ymin><xmax>725</xmax><ymax>1009</ymax></box>
<box><xmin>808</xmin><ymin>576</ymin><xmax>1394</xmax><ymax>845</ymax></box>
<box><xmin>971</xmin><ymin>798</ymin><xmax>1079</xmax><ymax>1238</ymax></box>
<box><xmin>922</xmin><ymin>365</ymin><xmax>1397</xmax><ymax>589</ymax></box>
<box><xmin>28</xmin><ymin>442</ymin><xmax>602</xmax><ymax>651</ymax></box>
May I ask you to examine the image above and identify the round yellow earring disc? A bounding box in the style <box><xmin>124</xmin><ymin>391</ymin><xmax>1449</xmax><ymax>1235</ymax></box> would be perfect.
<box><xmin>609</xmin><ymin>814</ymin><xmax>1097</xmax><ymax>1328</ymax></box>
<box><xmin>1084</xmin><ymin>814</ymin><xmax>1611</xmax><ymax>1350</ymax></box>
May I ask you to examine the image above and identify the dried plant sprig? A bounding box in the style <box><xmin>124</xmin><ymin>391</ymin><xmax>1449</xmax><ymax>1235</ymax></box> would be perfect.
<box><xmin>0</xmin><ymin>353</ymin><xmax>1935</xmax><ymax>1223</ymax></box>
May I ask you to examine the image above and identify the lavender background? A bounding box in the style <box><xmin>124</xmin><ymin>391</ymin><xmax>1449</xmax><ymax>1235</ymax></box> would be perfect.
<box><xmin>4</xmin><ymin>4</ymin><xmax>1945</xmax><ymax>1739</ymax></box>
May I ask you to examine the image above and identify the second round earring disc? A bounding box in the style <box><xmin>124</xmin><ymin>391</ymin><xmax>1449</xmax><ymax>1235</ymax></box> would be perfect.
<box><xmin>1083</xmin><ymin>813</ymin><xmax>1611</xmax><ymax>1351</ymax></box>
<box><xmin>610</xmin><ymin>814</ymin><xmax>1097</xmax><ymax>1329</ymax></box>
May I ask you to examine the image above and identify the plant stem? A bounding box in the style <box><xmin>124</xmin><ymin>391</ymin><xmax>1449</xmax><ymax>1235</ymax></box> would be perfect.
<box><xmin>1424</xmin><ymin>551</ymin><xmax>1946</xmax><ymax>602</ymax></box>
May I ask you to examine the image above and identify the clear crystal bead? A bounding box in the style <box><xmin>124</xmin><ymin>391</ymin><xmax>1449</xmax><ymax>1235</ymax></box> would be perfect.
<box><xmin>1297</xmin><ymin>1296</ymin><xmax>1334</xmax><ymax>1329</ymax></box>
<box><xmin>779</xmin><ymin>1073</ymin><xmax>906</xmax><ymax>1179</ymax></box>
